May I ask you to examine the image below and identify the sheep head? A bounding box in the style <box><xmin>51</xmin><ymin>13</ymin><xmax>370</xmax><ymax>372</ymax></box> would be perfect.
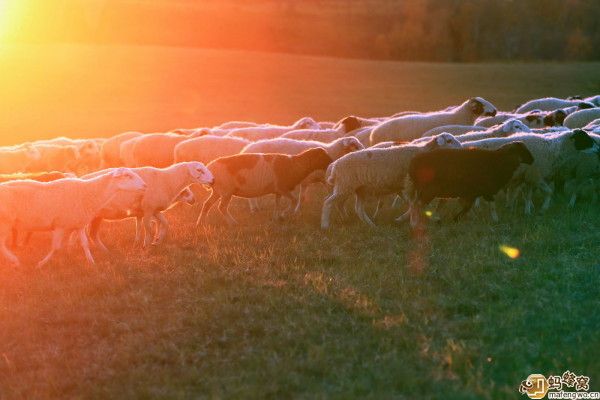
<box><xmin>111</xmin><ymin>168</ymin><xmax>147</xmax><ymax>192</ymax></box>
<box><xmin>469</xmin><ymin>97</ymin><xmax>497</xmax><ymax>117</ymax></box>
<box><xmin>186</xmin><ymin>161</ymin><xmax>214</xmax><ymax>186</ymax></box>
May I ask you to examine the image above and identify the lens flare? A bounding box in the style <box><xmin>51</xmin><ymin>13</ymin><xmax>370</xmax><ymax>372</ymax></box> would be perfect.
<box><xmin>424</xmin><ymin>210</ymin><xmax>432</xmax><ymax>218</ymax></box>
<box><xmin>499</xmin><ymin>245</ymin><xmax>520</xmax><ymax>259</ymax></box>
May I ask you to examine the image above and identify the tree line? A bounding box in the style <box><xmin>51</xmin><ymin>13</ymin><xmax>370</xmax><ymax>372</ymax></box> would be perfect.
<box><xmin>8</xmin><ymin>0</ymin><xmax>600</xmax><ymax>61</ymax></box>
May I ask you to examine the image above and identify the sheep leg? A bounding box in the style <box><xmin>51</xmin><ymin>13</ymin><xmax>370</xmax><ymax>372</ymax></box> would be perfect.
<box><xmin>489</xmin><ymin>200</ymin><xmax>499</xmax><ymax>222</ymax></box>
<box><xmin>248</xmin><ymin>198</ymin><xmax>259</xmax><ymax>213</ymax></box>
<box><xmin>452</xmin><ymin>198</ymin><xmax>475</xmax><ymax>222</ymax></box>
<box><xmin>134</xmin><ymin>216</ymin><xmax>143</xmax><ymax>246</ymax></box>
<box><xmin>409</xmin><ymin>200</ymin><xmax>422</xmax><ymax>228</ymax></box>
<box><xmin>391</xmin><ymin>195</ymin><xmax>402</xmax><ymax>209</ymax></box>
<box><xmin>89</xmin><ymin>218</ymin><xmax>109</xmax><ymax>253</ymax></box>
<box><xmin>153</xmin><ymin>213</ymin><xmax>169</xmax><ymax>244</ymax></box>
<box><xmin>293</xmin><ymin>184</ymin><xmax>307</xmax><ymax>214</ymax></box>
<box><xmin>355</xmin><ymin>195</ymin><xmax>376</xmax><ymax>227</ymax></box>
<box><xmin>218</xmin><ymin>196</ymin><xmax>237</xmax><ymax>225</ymax></box>
<box><xmin>0</xmin><ymin>233</ymin><xmax>20</xmax><ymax>267</ymax></box>
<box><xmin>197</xmin><ymin>192</ymin><xmax>220</xmax><ymax>226</ymax></box>
<box><xmin>37</xmin><ymin>229</ymin><xmax>65</xmax><ymax>268</ymax></box>
<box><xmin>539</xmin><ymin>181</ymin><xmax>553</xmax><ymax>212</ymax></box>
<box><xmin>321</xmin><ymin>189</ymin><xmax>349</xmax><ymax>230</ymax></box>
<box><xmin>78</xmin><ymin>228</ymin><xmax>95</xmax><ymax>265</ymax></box>
<box><xmin>372</xmin><ymin>198</ymin><xmax>381</xmax><ymax>218</ymax></box>
<box><xmin>142</xmin><ymin>215</ymin><xmax>154</xmax><ymax>248</ymax></box>
<box><xmin>280</xmin><ymin>192</ymin><xmax>297</xmax><ymax>217</ymax></box>
<box><xmin>273</xmin><ymin>194</ymin><xmax>281</xmax><ymax>219</ymax></box>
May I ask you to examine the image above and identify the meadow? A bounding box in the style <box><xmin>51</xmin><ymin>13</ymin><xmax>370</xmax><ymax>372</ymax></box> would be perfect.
<box><xmin>0</xmin><ymin>44</ymin><xmax>599</xmax><ymax>399</ymax></box>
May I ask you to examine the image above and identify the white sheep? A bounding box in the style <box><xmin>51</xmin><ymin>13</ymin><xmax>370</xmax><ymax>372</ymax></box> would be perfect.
<box><xmin>0</xmin><ymin>145</ymin><xmax>41</xmax><ymax>174</ymax></box>
<box><xmin>173</xmin><ymin>135</ymin><xmax>251</xmax><ymax>164</ymax></box>
<box><xmin>101</xmin><ymin>131</ymin><xmax>143</xmax><ymax>168</ymax></box>
<box><xmin>352</xmin><ymin>127</ymin><xmax>374</xmax><ymax>147</ymax></box>
<box><xmin>226</xmin><ymin>117</ymin><xmax>321</xmax><ymax>141</ymax></box>
<box><xmin>120</xmin><ymin>132</ymin><xmax>202</xmax><ymax>168</ymax></box>
<box><xmin>0</xmin><ymin>168</ymin><xmax>146</xmax><ymax>267</ymax></box>
<box><xmin>412</xmin><ymin>119</ymin><xmax>532</xmax><ymax>145</ymax></box>
<box><xmin>321</xmin><ymin>133</ymin><xmax>462</xmax><ymax>229</ymax></box>
<box><xmin>241</xmin><ymin>136</ymin><xmax>364</xmax><ymax>212</ymax></box>
<box><xmin>369</xmin><ymin>97</ymin><xmax>497</xmax><ymax>144</ymax></box>
<box><xmin>475</xmin><ymin>113</ymin><xmax>549</xmax><ymax>129</ymax></box>
<box><xmin>515</xmin><ymin>97</ymin><xmax>591</xmax><ymax>113</ymax></box>
<box><xmin>82</xmin><ymin>162</ymin><xmax>214</xmax><ymax>248</ymax></box>
<box><xmin>563</xmin><ymin>108</ymin><xmax>600</xmax><ymax>129</ymax></box>
<box><xmin>26</xmin><ymin>144</ymin><xmax>80</xmax><ymax>173</ymax></box>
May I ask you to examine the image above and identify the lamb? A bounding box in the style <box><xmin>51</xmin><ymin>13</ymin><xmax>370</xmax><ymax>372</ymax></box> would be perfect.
<box><xmin>173</xmin><ymin>135</ymin><xmax>251</xmax><ymax>164</ymax></box>
<box><xmin>320</xmin><ymin>133</ymin><xmax>462</xmax><ymax>229</ymax></box>
<box><xmin>226</xmin><ymin>117</ymin><xmax>321</xmax><ymax>141</ymax></box>
<box><xmin>0</xmin><ymin>168</ymin><xmax>146</xmax><ymax>267</ymax></box>
<box><xmin>0</xmin><ymin>145</ymin><xmax>41</xmax><ymax>174</ymax></box>
<box><xmin>462</xmin><ymin>129</ymin><xmax>598</xmax><ymax>214</ymax></box>
<box><xmin>406</xmin><ymin>142</ymin><xmax>534</xmax><ymax>226</ymax></box>
<box><xmin>241</xmin><ymin>136</ymin><xmax>364</xmax><ymax>212</ymax></box>
<box><xmin>369</xmin><ymin>97</ymin><xmax>497</xmax><ymax>144</ymax></box>
<box><xmin>120</xmin><ymin>132</ymin><xmax>202</xmax><ymax>168</ymax></box>
<box><xmin>101</xmin><ymin>131</ymin><xmax>143</xmax><ymax>168</ymax></box>
<box><xmin>198</xmin><ymin>148</ymin><xmax>332</xmax><ymax>226</ymax></box>
<box><xmin>563</xmin><ymin>108</ymin><xmax>600</xmax><ymax>129</ymax></box>
<box><xmin>515</xmin><ymin>97</ymin><xmax>593</xmax><ymax>113</ymax></box>
<box><xmin>82</xmin><ymin>162</ymin><xmax>214</xmax><ymax>249</ymax></box>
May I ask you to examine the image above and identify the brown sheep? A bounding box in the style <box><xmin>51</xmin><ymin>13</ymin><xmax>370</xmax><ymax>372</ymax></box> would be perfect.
<box><xmin>198</xmin><ymin>148</ymin><xmax>332</xmax><ymax>225</ymax></box>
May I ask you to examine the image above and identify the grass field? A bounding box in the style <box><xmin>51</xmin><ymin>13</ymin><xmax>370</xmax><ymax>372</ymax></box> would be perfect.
<box><xmin>0</xmin><ymin>44</ymin><xmax>599</xmax><ymax>399</ymax></box>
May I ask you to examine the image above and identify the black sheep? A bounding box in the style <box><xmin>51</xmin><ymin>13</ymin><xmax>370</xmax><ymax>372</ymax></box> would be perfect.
<box><xmin>408</xmin><ymin>142</ymin><xmax>534</xmax><ymax>225</ymax></box>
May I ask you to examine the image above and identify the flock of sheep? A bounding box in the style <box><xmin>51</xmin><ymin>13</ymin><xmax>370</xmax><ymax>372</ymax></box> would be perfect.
<box><xmin>1</xmin><ymin>95</ymin><xmax>599</xmax><ymax>267</ymax></box>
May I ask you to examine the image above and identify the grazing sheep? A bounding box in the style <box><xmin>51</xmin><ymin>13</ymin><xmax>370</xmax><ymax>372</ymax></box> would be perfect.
<box><xmin>26</xmin><ymin>144</ymin><xmax>79</xmax><ymax>173</ymax></box>
<box><xmin>320</xmin><ymin>134</ymin><xmax>462</xmax><ymax>229</ymax></box>
<box><xmin>198</xmin><ymin>148</ymin><xmax>332</xmax><ymax>225</ymax></box>
<box><xmin>515</xmin><ymin>97</ymin><xmax>592</xmax><ymax>113</ymax></box>
<box><xmin>120</xmin><ymin>132</ymin><xmax>202</xmax><ymax>168</ymax></box>
<box><xmin>370</xmin><ymin>97</ymin><xmax>497</xmax><ymax>144</ymax></box>
<box><xmin>564</xmin><ymin>108</ymin><xmax>600</xmax><ymax>129</ymax></box>
<box><xmin>101</xmin><ymin>131</ymin><xmax>143</xmax><ymax>167</ymax></box>
<box><xmin>226</xmin><ymin>117</ymin><xmax>320</xmax><ymax>141</ymax></box>
<box><xmin>174</xmin><ymin>135</ymin><xmax>251</xmax><ymax>164</ymax></box>
<box><xmin>0</xmin><ymin>168</ymin><xmax>146</xmax><ymax>267</ymax></box>
<box><xmin>82</xmin><ymin>162</ymin><xmax>213</xmax><ymax>249</ymax></box>
<box><xmin>0</xmin><ymin>146</ymin><xmax>41</xmax><ymax>174</ymax></box>
<box><xmin>242</xmin><ymin>136</ymin><xmax>364</xmax><ymax>212</ymax></box>
<box><xmin>406</xmin><ymin>142</ymin><xmax>534</xmax><ymax>226</ymax></box>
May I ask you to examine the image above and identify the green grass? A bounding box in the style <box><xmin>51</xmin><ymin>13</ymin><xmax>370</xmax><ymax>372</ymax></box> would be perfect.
<box><xmin>0</xmin><ymin>44</ymin><xmax>599</xmax><ymax>399</ymax></box>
